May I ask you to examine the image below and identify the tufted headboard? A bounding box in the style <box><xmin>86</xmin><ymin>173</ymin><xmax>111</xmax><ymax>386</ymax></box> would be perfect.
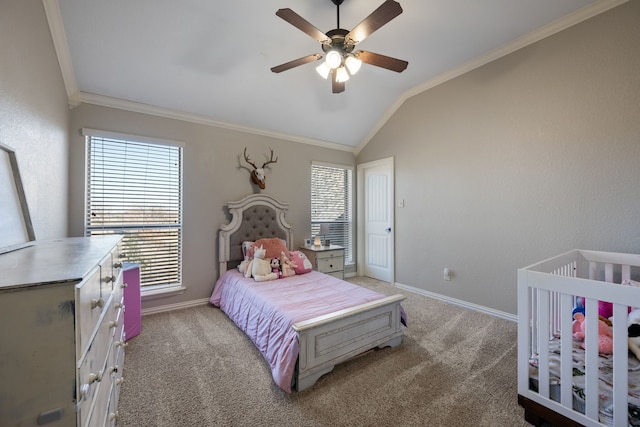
<box><xmin>218</xmin><ymin>194</ymin><xmax>293</xmax><ymax>276</ymax></box>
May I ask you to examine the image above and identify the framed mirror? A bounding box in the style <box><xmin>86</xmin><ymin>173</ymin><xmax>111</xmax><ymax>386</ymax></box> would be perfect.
<box><xmin>0</xmin><ymin>142</ymin><xmax>35</xmax><ymax>254</ymax></box>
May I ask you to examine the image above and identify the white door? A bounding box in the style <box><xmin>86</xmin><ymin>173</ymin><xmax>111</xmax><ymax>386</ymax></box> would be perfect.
<box><xmin>357</xmin><ymin>157</ymin><xmax>394</xmax><ymax>282</ymax></box>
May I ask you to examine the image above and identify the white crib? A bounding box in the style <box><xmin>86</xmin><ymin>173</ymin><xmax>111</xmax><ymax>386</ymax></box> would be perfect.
<box><xmin>518</xmin><ymin>249</ymin><xmax>640</xmax><ymax>427</ymax></box>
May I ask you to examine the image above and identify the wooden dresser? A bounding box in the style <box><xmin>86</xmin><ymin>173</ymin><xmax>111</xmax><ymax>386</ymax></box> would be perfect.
<box><xmin>299</xmin><ymin>245</ymin><xmax>345</xmax><ymax>279</ymax></box>
<box><xmin>0</xmin><ymin>235</ymin><xmax>126</xmax><ymax>426</ymax></box>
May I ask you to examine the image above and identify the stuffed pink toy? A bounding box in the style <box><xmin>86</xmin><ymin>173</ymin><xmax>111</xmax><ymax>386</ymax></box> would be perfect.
<box><xmin>572</xmin><ymin>312</ymin><xmax>613</xmax><ymax>354</ymax></box>
<box><xmin>280</xmin><ymin>251</ymin><xmax>297</xmax><ymax>278</ymax></box>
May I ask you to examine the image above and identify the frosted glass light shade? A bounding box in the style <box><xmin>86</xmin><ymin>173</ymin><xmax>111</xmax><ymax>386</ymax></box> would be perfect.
<box><xmin>336</xmin><ymin>67</ymin><xmax>349</xmax><ymax>83</ymax></box>
<box><xmin>325</xmin><ymin>50</ymin><xmax>342</xmax><ymax>69</ymax></box>
<box><xmin>316</xmin><ymin>62</ymin><xmax>331</xmax><ymax>79</ymax></box>
<box><xmin>345</xmin><ymin>56</ymin><xmax>362</xmax><ymax>75</ymax></box>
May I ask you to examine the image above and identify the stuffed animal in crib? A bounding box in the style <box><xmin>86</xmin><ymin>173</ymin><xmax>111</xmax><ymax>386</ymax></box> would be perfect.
<box><xmin>572</xmin><ymin>312</ymin><xmax>613</xmax><ymax>354</ymax></box>
<box><xmin>245</xmin><ymin>245</ymin><xmax>278</xmax><ymax>282</ymax></box>
<box><xmin>578</xmin><ymin>279</ymin><xmax>640</xmax><ymax>319</ymax></box>
<box><xmin>280</xmin><ymin>251</ymin><xmax>297</xmax><ymax>277</ymax></box>
<box><xmin>270</xmin><ymin>257</ymin><xmax>282</xmax><ymax>278</ymax></box>
<box><xmin>628</xmin><ymin>309</ymin><xmax>640</xmax><ymax>360</ymax></box>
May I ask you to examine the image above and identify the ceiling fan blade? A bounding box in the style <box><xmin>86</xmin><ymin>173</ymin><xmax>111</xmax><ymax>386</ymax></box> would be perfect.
<box><xmin>331</xmin><ymin>70</ymin><xmax>345</xmax><ymax>94</ymax></box>
<box><xmin>357</xmin><ymin>50</ymin><xmax>408</xmax><ymax>73</ymax></box>
<box><xmin>276</xmin><ymin>9</ymin><xmax>331</xmax><ymax>44</ymax></box>
<box><xmin>271</xmin><ymin>53</ymin><xmax>323</xmax><ymax>73</ymax></box>
<box><xmin>346</xmin><ymin>0</ymin><xmax>403</xmax><ymax>45</ymax></box>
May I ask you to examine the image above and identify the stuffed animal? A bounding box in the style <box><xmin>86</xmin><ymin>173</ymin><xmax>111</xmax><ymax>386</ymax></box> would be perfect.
<box><xmin>244</xmin><ymin>245</ymin><xmax>278</xmax><ymax>282</ymax></box>
<box><xmin>270</xmin><ymin>257</ymin><xmax>282</xmax><ymax>278</ymax></box>
<box><xmin>628</xmin><ymin>309</ymin><xmax>640</xmax><ymax>360</ymax></box>
<box><xmin>280</xmin><ymin>251</ymin><xmax>297</xmax><ymax>277</ymax></box>
<box><xmin>237</xmin><ymin>257</ymin><xmax>251</xmax><ymax>274</ymax></box>
<box><xmin>289</xmin><ymin>251</ymin><xmax>313</xmax><ymax>275</ymax></box>
<box><xmin>578</xmin><ymin>279</ymin><xmax>640</xmax><ymax>319</ymax></box>
<box><xmin>572</xmin><ymin>312</ymin><xmax>613</xmax><ymax>354</ymax></box>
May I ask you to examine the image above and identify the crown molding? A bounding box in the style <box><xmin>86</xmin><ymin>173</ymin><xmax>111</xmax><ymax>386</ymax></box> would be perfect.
<box><xmin>355</xmin><ymin>0</ymin><xmax>629</xmax><ymax>156</ymax></box>
<box><xmin>42</xmin><ymin>0</ymin><xmax>79</xmax><ymax>107</ymax></box>
<box><xmin>77</xmin><ymin>92</ymin><xmax>354</xmax><ymax>152</ymax></box>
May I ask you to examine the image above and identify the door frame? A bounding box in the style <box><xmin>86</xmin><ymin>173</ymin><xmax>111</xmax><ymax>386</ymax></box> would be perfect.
<box><xmin>356</xmin><ymin>156</ymin><xmax>394</xmax><ymax>281</ymax></box>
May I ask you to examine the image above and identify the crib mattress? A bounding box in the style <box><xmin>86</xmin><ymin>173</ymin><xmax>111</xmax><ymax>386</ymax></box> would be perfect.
<box><xmin>529</xmin><ymin>337</ymin><xmax>640</xmax><ymax>426</ymax></box>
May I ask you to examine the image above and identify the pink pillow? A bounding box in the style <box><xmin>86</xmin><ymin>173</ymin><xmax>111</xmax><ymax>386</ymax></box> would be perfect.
<box><xmin>289</xmin><ymin>251</ymin><xmax>313</xmax><ymax>274</ymax></box>
<box><xmin>254</xmin><ymin>238</ymin><xmax>289</xmax><ymax>260</ymax></box>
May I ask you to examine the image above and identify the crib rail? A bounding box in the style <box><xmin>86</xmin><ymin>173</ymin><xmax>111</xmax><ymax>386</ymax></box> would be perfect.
<box><xmin>518</xmin><ymin>249</ymin><xmax>640</xmax><ymax>427</ymax></box>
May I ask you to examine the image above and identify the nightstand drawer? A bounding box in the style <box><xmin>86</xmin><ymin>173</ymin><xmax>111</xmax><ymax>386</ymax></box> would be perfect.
<box><xmin>315</xmin><ymin>249</ymin><xmax>343</xmax><ymax>260</ymax></box>
<box><xmin>317</xmin><ymin>256</ymin><xmax>344</xmax><ymax>273</ymax></box>
<box><xmin>299</xmin><ymin>245</ymin><xmax>345</xmax><ymax>279</ymax></box>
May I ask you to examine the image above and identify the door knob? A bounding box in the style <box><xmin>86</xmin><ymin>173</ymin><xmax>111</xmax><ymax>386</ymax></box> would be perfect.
<box><xmin>385</xmin><ymin>227</ymin><xmax>392</xmax><ymax>233</ymax></box>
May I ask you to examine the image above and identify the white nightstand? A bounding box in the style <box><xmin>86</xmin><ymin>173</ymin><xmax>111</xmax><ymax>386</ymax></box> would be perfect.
<box><xmin>299</xmin><ymin>245</ymin><xmax>345</xmax><ymax>279</ymax></box>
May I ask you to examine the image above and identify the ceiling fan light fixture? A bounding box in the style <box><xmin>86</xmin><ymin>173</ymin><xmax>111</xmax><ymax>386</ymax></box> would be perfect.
<box><xmin>316</xmin><ymin>62</ymin><xmax>331</xmax><ymax>79</ymax></box>
<box><xmin>345</xmin><ymin>55</ymin><xmax>362</xmax><ymax>75</ymax></box>
<box><xmin>325</xmin><ymin>50</ymin><xmax>342</xmax><ymax>69</ymax></box>
<box><xmin>271</xmin><ymin>0</ymin><xmax>408</xmax><ymax>93</ymax></box>
<box><xmin>336</xmin><ymin>66</ymin><xmax>350</xmax><ymax>83</ymax></box>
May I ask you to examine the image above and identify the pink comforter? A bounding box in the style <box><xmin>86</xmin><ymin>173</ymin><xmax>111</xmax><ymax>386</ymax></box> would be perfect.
<box><xmin>209</xmin><ymin>270</ymin><xmax>394</xmax><ymax>393</ymax></box>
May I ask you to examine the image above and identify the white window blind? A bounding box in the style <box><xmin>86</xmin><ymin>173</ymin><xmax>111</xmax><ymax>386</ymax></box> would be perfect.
<box><xmin>85</xmin><ymin>132</ymin><xmax>183</xmax><ymax>288</ymax></box>
<box><xmin>311</xmin><ymin>163</ymin><xmax>354</xmax><ymax>264</ymax></box>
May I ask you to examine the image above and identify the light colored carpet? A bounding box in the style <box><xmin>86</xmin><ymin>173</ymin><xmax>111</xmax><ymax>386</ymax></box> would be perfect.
<box><xmin>117</xmin><ymin>276</ymin><xmax>529</xmax><ymax>426</ymax></box>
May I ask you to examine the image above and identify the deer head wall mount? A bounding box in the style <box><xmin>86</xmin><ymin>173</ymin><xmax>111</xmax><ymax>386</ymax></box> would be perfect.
<box><xmin>243</xmin><ymin>147</ymin><xmax>278</xmax><ymax>189</ymax></box>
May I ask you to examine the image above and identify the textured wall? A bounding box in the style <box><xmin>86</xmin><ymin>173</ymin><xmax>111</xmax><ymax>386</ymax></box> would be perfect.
<box><xmin>0</xmin><ymin>1</ymin><xmax>69</xmax><ymax>240</ymax></box>
<box><xmin>357</xmin><ymin>2</ymin><xmax>640</xmax><ymax>314</ymax></box>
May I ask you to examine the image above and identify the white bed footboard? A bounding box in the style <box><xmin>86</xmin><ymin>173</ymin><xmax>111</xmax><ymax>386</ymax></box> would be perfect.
<box><xmin>517</xmin><ymin>249</ymin><xmax>640</xmax><ymax>427</ymax></box>
<box><xmin>293</xmin><ymin>294</ymin><xmax>406</xmax><ymax>391</ymax></box>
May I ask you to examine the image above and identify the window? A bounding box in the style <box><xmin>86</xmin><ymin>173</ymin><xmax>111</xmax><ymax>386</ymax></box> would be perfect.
<box><xmin>311</xmin><ymin>162</ymin><xmax>354</xmax><ymax>264</ymax></box>
<box><xmin>84</xmin><ymin>129</ymin><xmax>183</xmax><ymax>290</ymax></box>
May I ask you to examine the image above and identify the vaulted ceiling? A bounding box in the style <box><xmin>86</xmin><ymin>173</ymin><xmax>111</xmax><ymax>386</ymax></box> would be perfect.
<box><xmin>47</xmin><ymin>0</ymin><xmax>622</xmax><ymax>152</ymax></box>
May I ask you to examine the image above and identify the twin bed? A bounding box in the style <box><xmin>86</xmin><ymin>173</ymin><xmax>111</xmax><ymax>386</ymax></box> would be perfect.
<box><xmin>210</xmin><ymin>194</ymin><xmax>406</xmax><ymax>392</ymax></box>
<box><xmin>518</xmin><ymin>249</ymin><xmax>640</xmax><ymax>426</ymax></box>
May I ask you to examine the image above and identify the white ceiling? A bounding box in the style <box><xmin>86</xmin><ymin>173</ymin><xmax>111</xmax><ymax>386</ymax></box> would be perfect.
<box><xmin>47</xmin><ymin>0</ymin><xmax>621</xmax><ymax>152</ymax></box>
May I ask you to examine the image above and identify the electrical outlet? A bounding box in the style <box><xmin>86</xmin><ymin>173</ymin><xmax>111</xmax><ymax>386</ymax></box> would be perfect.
<box><xmin>444</xmin><ymin>268</ymin><xmax>451</xmax><ymax>281</ymax></box>
<box><xmin>399</xmin><ymin>199</ymin><xmax>405</xmax><ymax>208</ymax></box>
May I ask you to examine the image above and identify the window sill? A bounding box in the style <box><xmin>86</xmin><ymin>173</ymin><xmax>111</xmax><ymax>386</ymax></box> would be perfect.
<box><xmin>141</xmin><ymin>285</ymin><xmax>186</xmax><ymax>301</ymax></box>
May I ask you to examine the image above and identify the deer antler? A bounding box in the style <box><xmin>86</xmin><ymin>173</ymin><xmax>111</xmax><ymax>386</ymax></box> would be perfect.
<box><xmin>262</xmin><ymin>149</ymin><xmax>278</xmax><ymax>168</ymax></box>
<box><xmin>243</xmin><ymin>147</ymin><xmax>257</xmax><ymax>169</ymax></box>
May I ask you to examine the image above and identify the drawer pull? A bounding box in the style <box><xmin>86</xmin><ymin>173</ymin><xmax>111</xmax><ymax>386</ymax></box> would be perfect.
<box><xmin>109</xmin><ymin>365</ymin><xmax>118</xmax><ymax>374</ymax></box>
<box><xmin>105</xmin><ymin>275</ymin><xmax>116</xmax><ymax>283</ymax></box>
<box><xmin>113</xmin><ymin>262</ymin><xmax>123</xmax><ymax>269</ymax></box>
<box><xmin>88</xmin><ymin>371</ymin><xmax>102</xmax><ymax>384</ymax></box>
<box><xmin>115</xmin><ymin>302</ymin><xmax>124</xmax><ymax>309</ymax></box>
<box><xmin>115</xmin><ymin>377</ymin><xmax>125</xmax><ymax>385</ymax></box>
<box><xmin>79</xmin><ymin>383</ymin><xmax>91</xmax><ymax>401</ymax></box>
<box><xmin>120</xmin><ymin>282</ymin><xmax>128</xmax><ymax>289</ymax></box>
<box><xmin>109</xmin><ymin>321</ymin><xmax>118</xmax><ymax>329</ymax></box>
<box><xmin>109</xmin><ymin>411</ymin><xmax>119</xmax><ymax>421</ymax></box>
<box><xmin>115</xmin><ymin>340</ymin><xmax>128</xmax><ymax>348</ymax></box>
<box><xmin>90</xmin><ymin>298</ymin><xmax>105</xmax><ymax>309</ymax></box>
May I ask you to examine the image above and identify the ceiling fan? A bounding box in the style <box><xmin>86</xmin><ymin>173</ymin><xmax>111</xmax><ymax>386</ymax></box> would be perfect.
<box><xmin>270</xmin><ymin>0</ymin><xmax>408</xmax><ymax>94</ymax></box>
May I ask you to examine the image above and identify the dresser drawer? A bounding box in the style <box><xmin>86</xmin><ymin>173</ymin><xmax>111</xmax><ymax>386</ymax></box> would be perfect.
<box><xmin>317</xmin><ymin>255</ymin><xmax>344</xmax><ymax>273</ymax></box>
<box><xmin>77</xmin><ymin>339</ymin><xmax>109</xmax><ymax>425</ymax></box>
<box><xmin>85</xmin><ymin>361</ymin><xmax>112</xmax><ymax>427</ymax></box>
<box><xmin>77</xmin><ymin>294</ymin><xmax>115</xmax><ymax>425</ymax></box>
<box><xmin>76</xmin><ymin>266</ymin><xmax>106</xmax><ymax>358</ymax></box>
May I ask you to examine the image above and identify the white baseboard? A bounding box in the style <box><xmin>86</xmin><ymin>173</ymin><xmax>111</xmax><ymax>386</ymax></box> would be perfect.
<box><xmin>393</xmin><ymin>282</ymin><xmax>517</xmax><ymax>322</ymax></box>
<box><xmin>140</xmin><ymin>284</ymin><xmax>517</xmax><ymax>322</ymax></box>
<box><xmin>141</xmin><ymin>298</ymin><xmax>210</xmax><ymax>316</ymax></box>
